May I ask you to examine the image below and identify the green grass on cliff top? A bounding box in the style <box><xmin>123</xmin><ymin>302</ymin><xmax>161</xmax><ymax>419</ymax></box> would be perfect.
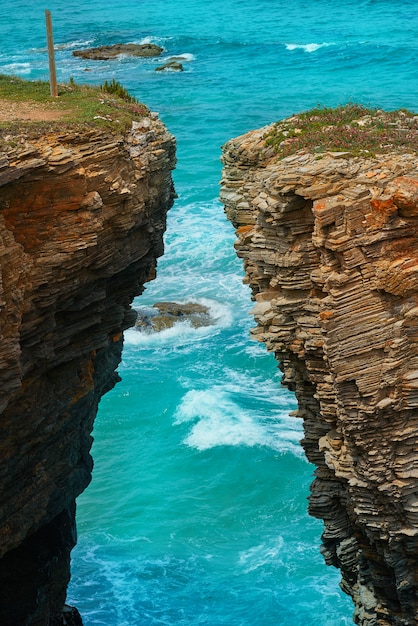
<box><xmin>0</xmin><ymin>74</ymin><xmax>148</xmax><ymax>134</ymax></box>
<box><xmin>265</xmin><ymin>103</ymin><xmax>418</xmax><ymax>158</ymax></box>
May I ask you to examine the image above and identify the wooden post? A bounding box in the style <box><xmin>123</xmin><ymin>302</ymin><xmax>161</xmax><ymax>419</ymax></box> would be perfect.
<box><xmin>45</xmin><ymin>10</ymin><xmax>58</xmax><ymax>97</ymax></box>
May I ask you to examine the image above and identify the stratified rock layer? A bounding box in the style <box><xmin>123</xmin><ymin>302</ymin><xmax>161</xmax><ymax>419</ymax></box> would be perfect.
<box><xmin>0</xmin><ymin>116</ymin><xmax>175</xmax><ymax>624</ymax></box>
<box><xmin>221</xmin><ymin>126</ymin><xmax>418</xmax><ymax>625</ymax></box>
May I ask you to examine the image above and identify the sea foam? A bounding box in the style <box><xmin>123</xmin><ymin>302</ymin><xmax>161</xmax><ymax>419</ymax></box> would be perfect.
<box><xmin>124</xmin><ymin>298</ymin><xmax>233</xmax><ymax>348</ymax></box>
<box><xmin>174</xmin><ymin>387</ymin><xmax>303</xmax><ymax>454</ymax></box>
<box><xmin>285</xmin><ymin>42</ymin><xmax>331</xmax><ymax>53</ymax></box>
<box><xmin>1</xmin><ymin>62</ymin><xmax>31</xmax><ymax>74</ymax></box>
<box><xmin>238</xmin><ymin>537</ymin><xmax>285</xmax><ymax>573</ymax></box>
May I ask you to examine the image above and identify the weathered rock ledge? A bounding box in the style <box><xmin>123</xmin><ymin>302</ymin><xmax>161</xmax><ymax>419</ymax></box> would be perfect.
<box><xmin>221</xmin><ymin>122</ymin><xmax>418</xmax><ymax>625</ymax></box>
<box><xmin>0</xmin><ymin>116</ymin><xmax>175</xmax><ymax>624</ymax></box>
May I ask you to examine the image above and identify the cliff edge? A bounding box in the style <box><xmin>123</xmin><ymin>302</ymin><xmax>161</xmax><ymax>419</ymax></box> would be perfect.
<box><xmin>221</xmin><ymin>106</ymin><xmax>418</xmax><ymax>625</ymax></box>
<box><xmin>0</xmin><ymin>78</ymin><xmax>176</xmax><ymax>624</ymax></box>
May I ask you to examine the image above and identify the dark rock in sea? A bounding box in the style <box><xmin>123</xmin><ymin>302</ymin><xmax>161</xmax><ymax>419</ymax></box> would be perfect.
<box><xmin>155</xmin><ymin>60</ymin><xmax>184</xmax><ymax>72</ymax></box>
<box><xmin>135</xmin><ymin>302</ymin><xmax>212</xmax><ymax>331</ymax></box>
<box><xmin>50</xmin><ymin>605</ymin><xmax>83</xmax><ymax>625</ymax></box>
<box><xmin>73</xmin><ymin>43</ymin><xmax>163</xmax><ymax>60</ymax></box>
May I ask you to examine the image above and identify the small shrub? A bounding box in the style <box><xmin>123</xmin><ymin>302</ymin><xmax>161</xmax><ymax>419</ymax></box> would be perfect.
<box><xmin>100</xmin><ymin>79</ymin><xmax>138</xmax><ymax>104</ymax></box>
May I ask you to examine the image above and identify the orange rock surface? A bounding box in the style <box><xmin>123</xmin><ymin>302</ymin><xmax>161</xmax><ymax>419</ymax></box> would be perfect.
<box><xmin>0</xmin><ymin>116</ymin><xmax>175</xmax><ymax>624</ymax></box>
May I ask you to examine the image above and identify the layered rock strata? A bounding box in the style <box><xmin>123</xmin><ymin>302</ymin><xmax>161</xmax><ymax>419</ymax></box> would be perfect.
<box><xmin>0</xmin><ymin>116</ymin><xmax>175</xmax><ymax>624</ymax></box>
<box><xmin>221</xmin><ymin>126</ymin><xmax>418</xmax><ymax>625</ymax></box>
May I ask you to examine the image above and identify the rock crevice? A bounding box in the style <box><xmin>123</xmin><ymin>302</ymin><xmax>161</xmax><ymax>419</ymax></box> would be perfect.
<box><xmin>221</xmin><ymin>125</ymin><xmax>418</xmax><ymax>625</ymax></box>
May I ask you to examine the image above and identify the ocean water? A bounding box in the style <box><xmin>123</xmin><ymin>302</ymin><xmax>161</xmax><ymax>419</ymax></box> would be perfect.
<box><xmin>2</xmin><ymin>1</ymin><xmax>418</xmax><ymax>624</ymax></box>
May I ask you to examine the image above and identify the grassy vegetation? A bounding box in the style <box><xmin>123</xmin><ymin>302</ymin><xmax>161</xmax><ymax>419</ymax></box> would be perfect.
<box><xmin>101</xmin><ymin>78</ymin><xmax>139</xmax><ymax>104</ymax></box>
<box><xmin>264</xmin><ymin>104</ymin><xmax>418</xmax><ymax>158</ymax></box>
<box><xmin>0</xmin><ymin>74</ymin><xmax>148</xmax><ymax>134</ymax></box>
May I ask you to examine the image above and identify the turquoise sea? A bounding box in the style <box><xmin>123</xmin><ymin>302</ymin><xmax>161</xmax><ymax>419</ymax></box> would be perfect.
<box><xmin>2</xmin><ymin>1</ymin><xmax>418</xmax><ymax>624</ymax></box>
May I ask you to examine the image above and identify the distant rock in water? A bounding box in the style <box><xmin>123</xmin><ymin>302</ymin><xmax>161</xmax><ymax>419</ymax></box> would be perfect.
<box><xmin>155</xmin><ymin>60</ymin><xmax>184</xmax><ymax>72</ymax></box>
<box><xmin>167</xmin><ymin>56</ymin><xmax>190</xmax><ymax>62</ymax></box>
<box><xmin>73</xmin><ymin>43</ymin><xmax>163</xmax><ymax>60</ymax></box>
<box><xmin>135</xmin><ymin>302</ymin><xmax>213</xmax><ymax>331</ymax></box>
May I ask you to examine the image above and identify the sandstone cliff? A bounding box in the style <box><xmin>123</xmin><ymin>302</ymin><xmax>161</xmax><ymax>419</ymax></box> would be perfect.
<box><xmin>0</xmin><ymin>110</ymin><xmax>175</xmax><ymax>624</ymax></box>
<box><xmin>221</xmin><ymin>110</ymin><xmax>418</xmax><ymax>625</ymax></box>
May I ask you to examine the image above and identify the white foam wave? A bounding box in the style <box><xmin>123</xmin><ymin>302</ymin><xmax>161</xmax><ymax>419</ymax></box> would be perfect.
<box><xmin>244</xmin><ymin>342</ymin><xmax>270</xmax><ymax>358</ymax></box>
<box><xmin>137</xmin><ymin>36</ymin><xmax>170</xmax><ymax>48</ymax></box>
<box><xmin>136</xmin><ymin>199</ymin><xmax>248</xmax><ymax>311</ymax></box>
<box><xmin>285</xmin><ymin>42</ymin><xmax>331</xmax><ymax>53</ymax></box>
<box><xmin>174</xmin><ymin>388</ymin><xmax>303</xmax><ymax>454</ymax></box>
<box><xmin>164</xmin><ymin>53</ymin><xmax>195</xmax><ymax>62</ymax></box>
<box><xmin>238</xmin><ymin>538</ymin><xmax>284</xmax><ymax>573</ymax></box>
<box><xmin>200</xmin><ymin>297</ymin><xmax>233</xmax><ymax>326</ymax></box>
<box><xmin>100</xmin><ymin>532</ymin><xmax>152</xmax><ymax>544</ymax></box>
<box><xmin>30</xmin><ymin>40</ymin><xmax>94</xmax><ymax>53</ymax></box>
<box><xmin>55</xmin><ymin>39</ymin><xmax>95</xmax><ymax>50</ymax></box>
<box><xmin>213</xmin><ymin>367</ymin><xmax>296</xmax><ymax>409</ymax></box>
<box><xmin>124</xmin><ymin>320</ymin><xmax>208</xmax><ymax>347</ymax></box>
<box><xmin>1</xmin><ymin>62</ymin><xmax>31</xmax><ymax>74</ymax></box>
<box><xmin>175</xmin><ymin>389</ymin><xmax>266</xmax><ymax>449</ymax></box>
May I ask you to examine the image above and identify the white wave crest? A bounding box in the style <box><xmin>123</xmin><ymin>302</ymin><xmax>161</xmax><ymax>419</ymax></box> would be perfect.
<box><xmin>216</xmin><ymin>367</ymin><xmax>294</xmax><ymax>407</ymax></box>
<box><xmin>1</xmin><ymin>62</ymin><xmax>31</xmax><ymax>74</ymax></box>
<box><xmin>238</xmin><ymin>537</ymin><xmax>284</xmax><ymax>573</ymax></box>
<box><xmin>137</xmin><ymin>36</ymin><xmax>170</xmax><ymax>47</ymax></box>
<box><xmin>164</xmin><ymin>53</ymin><xmax>195</xmax><ymax>62</ymax></box>
<box><xmin>55</xmin><ymin>39</ymin><xmax>95</xmax><ymax>50</ymax></box>
<box><xmin>30</xmin><ymin>40</ymin><xmax>94</xmax><ymax>53</ymax></box>
<box><xmin>124</xmin><ymin>320</ymin><xmax>209</xmax><ymax>347</ymax></box>
<box><xmin>285</xmin><ymin>42</ymin><xmax>331</xmax><ymax>53</ymax></box>
<box><xmin>174</xmin><ymin>387</ymin><xmax>303</xmax><ymax>454</ymax></box>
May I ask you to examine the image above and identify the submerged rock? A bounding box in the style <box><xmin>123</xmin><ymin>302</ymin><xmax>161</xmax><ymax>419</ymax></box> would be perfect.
<box><xmin>155</xmin><ymin>60</ymin><xmax>184</xmax><ymax>72</ymax></box>
<box><xmin>166</xmin><ymin>56</ymin><xmax>189</xmax><ymax>62</ymax></box>
<box><xmin>135</xmin><ymin>302</ymin><xmax>213</xmax><ymax>331</ymax></box>
<box><xmin>73</xmin><ymin>43</ymin><xmax>163</xmax><ymax>60</ymax></box>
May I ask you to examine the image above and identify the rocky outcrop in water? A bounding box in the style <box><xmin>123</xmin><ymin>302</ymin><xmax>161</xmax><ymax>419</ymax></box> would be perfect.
<box><xmin>135</xmin><ymin>302</ymin><xmax>212</xmax><ymax>331</ymax></box>
<box><xmin>221</xmin><ymin>119</ymin><xmax>418</xmax><ymax>625</ymax></box>
<box><xmin>155</xmin><ymin>60</ymin><xmax>184</xmax><ymax>72</ymax></box>
<box><xmin>73</xmin><ymin>43</ymin><xmax>163</xmax><ymax>60</ymax></box>
<box><xmin>0</xmin><ymin>115</ymin><xmax>175</xmax><ymax>624</ymax></box>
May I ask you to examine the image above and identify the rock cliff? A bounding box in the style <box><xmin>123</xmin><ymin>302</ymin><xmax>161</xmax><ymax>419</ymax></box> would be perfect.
<box><xmin>221</xmin><ymin>110</ymin><xmax>418</xmax><ymax>625</ymax></box>
<box><xmin>0</xmin><ymin>112</ymin><xmax>175</xmax><ymax>624</ymax></box>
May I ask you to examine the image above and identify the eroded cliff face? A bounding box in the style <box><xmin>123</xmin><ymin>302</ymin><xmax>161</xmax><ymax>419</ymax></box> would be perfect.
<box><xmin>221</xmin><ymin>126</ymin><xmax>418</xmax><ymax>625</ymax></box>
<box><xmin>0</xmin><ymin>117</ymin><xmax>175</xmax><ymax>624</ymax></box>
